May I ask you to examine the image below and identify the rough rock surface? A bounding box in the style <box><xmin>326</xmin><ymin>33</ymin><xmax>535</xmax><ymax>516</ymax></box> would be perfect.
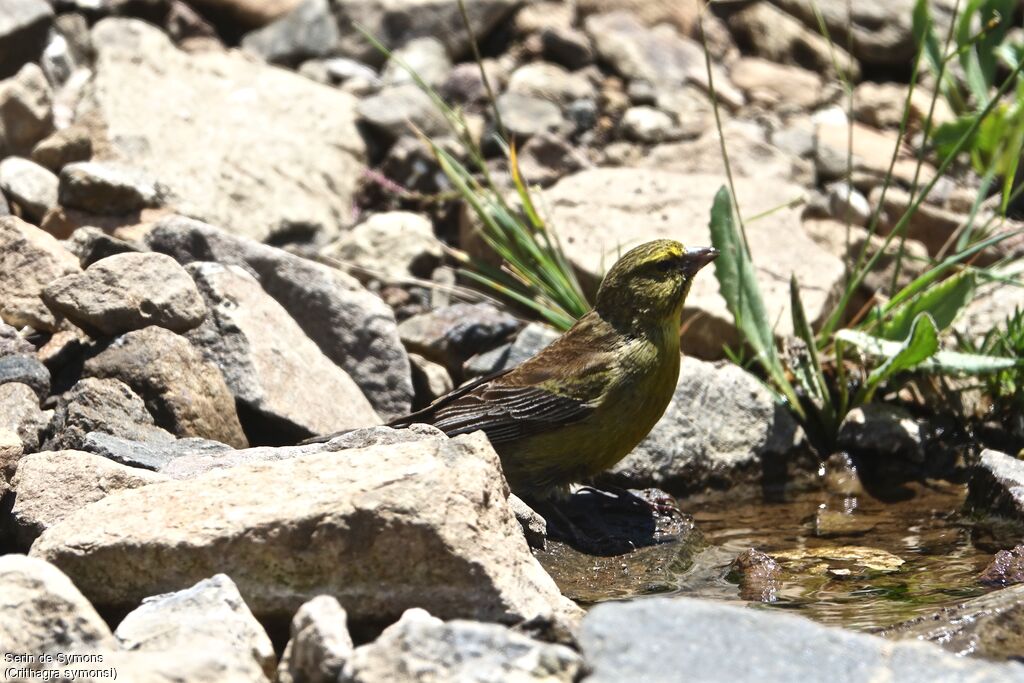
<box><xmin>82</xmin><ymin>433</ymin><xmax>231</xmax><ymax>471</ymax></box>
<box><xmin>83</xmin><ymin>326</ymin><xmax>248</xmax><ymax>447</ymax></box>
<box><xmin>0</xmin><ymin>155</ymin><xmax>57</xmax><ymax>220</ymax></box>
<box><xmin>967</xmin><ymin>449</ymin><xmax>1024</xmax><ymax>520</ymax></box>
<box><xmin>0</xmin><ymin>353</ymin><xmax>49</xmax><ymax>400</ymax></box>
<box><xmin>399</xmin><ymin>303</ymin><xmax>522</xmax><ymax>375</ymax></box>
<box><xmin>30</xmin><ymin>432</ymin><xmax>581</xmax><ymax>629</ymax></box>
<box><xmin>44</xmin><ymin>377</ymin><xmax>173</xmax><ymax>451</ymax></box>
<box><xmin>186</xmin><ymin>262</ymin><xmax>380</xmax><ymax>439</ymax></box>
<box><xmin>76</xmin><ymin>18</ymin><xmax>365</xmax><ymax>242</ymax></box>
<box><xmin>277</xmin><ymin>596</ymin><xmax>354</xmax><ymax>683</ymax></box>
<box><xmin>147</xmin><ymin>216</ymin><xmax>413</xmax><ymax>420</ymax></box>
<box><xmin>321</xmin><ymin>211</ymin><xmax>443</xmax><ymax>282</ymax></box>
<box><xmin>43</xmin><ymin>252</ymin><xmax>207</xmax><ymax>336</ymax></box>
<box><xmin>57</xmin><ymin>161</ymin><xmax>166</xmax><ymax>215</ymax></box>
<box><xmin>0</xmin><ymin>215</ymin><xmax>80</xmax><ymax>331</ymax></box>
<box><xmin>0</xmin><ymin>0</ymin><xmax>53</xmax><ymax>79</ymax></box>
<box><xmin>0</xmin><ymin>63</ymin><xmax>54</xmax><ymax>156</ymax></box>
<box><xmin>0</xmin><ymin>382</ymin><xmax>50</xmax><ymax>454</ymax></box>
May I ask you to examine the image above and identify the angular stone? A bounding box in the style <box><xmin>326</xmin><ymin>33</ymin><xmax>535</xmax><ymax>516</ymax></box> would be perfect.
<box><xmin>838</xmin><ymin>404</ymin><xmax>925</xmax><ymax>463</ymax></box>
<box><xmin>580</xmin><ymin>597</ymin><xmax>1021</xmax><ymax>682</ymax></box>
<box><xmin>496</xmin><ymin>92</ymin><xmax>563</xmax><ymax>139</ymax></box>
<box><xmin>66</xmin><ymin>225</ymin><xmax>140</xmax><ymax>267</ymax></box>
<box><xmin>277</xmin><ymin>596</ymin><xmax>354</xmax><ymax>683</ymax></box>
<box><xmin>0</xmin><ymin>353</ymin><xmax>49</xmax><ymax>400</ymax></box>
<box><xmin>398</xmin><ymin>303</ymin><xmax>521</xmax><ymax>375</ymax></box>
<box><xmin>0</xmin><ymin>382</ymin><xmax>50</xmax><ymax>453</ymax></box>
<box><xmin>541</xmin><ymin>26</ymin><xmax>594</xmax><ymax>70</ymax></box>
<box><xmin>619</xmin><ymin>105</ymin><xmax>680</xmax><ymax>143</ymax></box>
<box><xmin>43</xmin><ymin>252</ymin><xmax>207</xmax><ymax>336</ymax></box>
<box><xmin>44</xmin><ymin>377</ymin><xmax>172</xmax><ymax>451</ymax></box>
<box><xmin>9</xmin><ymin>449</ymin><xmax>166</xmax><ymax>548</ymax></box>
<box><xmin>58</xmin><ymin>161</ymin><xmax>165</xmax><ymax>215</ymax></box>
<box><xmin>0</xmin><ymin>155</ymin><xmax>57</xmax><ymax>221</ymax></box>
<box><xmin>463</xmin><ymin>322</ymin><xmax>559</xmax><ymax>378</ymax></box>
<box><xmin>115</xmin><ymin>574</ymin><xmax>276</xmax><ymax>679</ymax></box>
<box><xmin>979</xmin><ymin>546</ymin><xmax>1024</xmax><ymax>587</ymax></box>
<box><xmin>576</xmin><ymin>0</ymin><xmax>701</xmax><ymax>35</ymax></box>
<box><xmin>871</xmin><ymin>185</ymin><xmax>967</xmax><ymax>256</ymax></box>
<box><xmin>409</xmin><ymin>353</ymin><xmax>453</xmax><ymax>406</ymax></box>
<box><xmin>82</xmin><ymin>432</ymin><xmax>231</xmax><ymax>471</ymax></box>
<box><xmin>729</xmin><ymin>57</ymin><xmax>823</xmax><ymax>110</ymax></box>
<box><xmin>320</xmin><ymin>211</ymin><xmax>443</xmax><ymax>282</ymax></box>
<box><xmin>147</xmin><ymin>216</ymin><xmax>414</xmax><ymax>421</ymax></box>
<box><xmin>77</xmin><ymin>18</ymin><xmax>366</xmax><ymax>242</ymax></box>
<box><xmin>29</xmin><ymin>125</ymin><xmax>92</xmax><ymax>172</ymax></box>
<box><xmin>0</xmin><ymin>0</ymin><xmax>53</xmax><ymax>79</ymax></box>
<box><xmin>83</xmin><ymin>326</ymin><xmax>248</xmax><ymax>447</ymax></box>
<box><xmin>31</xmin><ymin>433</ymin><xmax>581</xmax><ymax>629</ymax></box>
<box><xmin>0</xmin><ymin>62</ymin><xmax>54</xmax><ymax>156</ymax></box>
<box><xmin>515</xmin><ymin>132</ymin><xmax>589</xmax><ymax>187</ymax></box>
<box><xmin>358</xmin><ymin>84</ymin><xmax>448</xmax><ymax>141</ymax></box>
<box><xmin>342</xmin><ymin>608</ymin><xmax>583</xmax><ymax>682</ymax></box>
<box><xmin>240</xmin><ymin>0</ymin><xmax>341</xmax><ymax>66</ymax></box>
<box><xmin>610</xmin><ymin>357</ymin><xmax>807</xmax><ymax>494</ymax></box>
<box><xmin>0</xmin><ymin>321</ymin><xmax>33</xmax><ymax>356</ymax></box>
<box><xmin>816</xmin><ymin>118</ymin><xmax>935</xmax><ymax>189</ymax></box>
<box><xmin>967</xmin><ymin>449</ymin><xmax>1024</xmax><ymax>520</ymax></box>
<box><xmin>507</xmin><ymin>62</ymin><xmax>596</xmax><ymax>105</ymax></box>
<box><xmin>381</xmin><ymin>37</ymin><xmax>451</xmax><ymax>89</ymax></box>
<box><xmin>186</xmin><ymin>262</ymin><xmax>380</xmax><ymax>439</ymax></box>
<box><xmin>189</xmin><ymin>0</ymin><xmax>303</xmax><ymax>29</ymax></box>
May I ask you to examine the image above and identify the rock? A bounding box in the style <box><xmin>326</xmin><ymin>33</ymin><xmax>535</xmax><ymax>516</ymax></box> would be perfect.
<box><xmin>0</xmin><ymin>156</ymin><xmax>58</xmax><ymax>221</ymax></box>
<box><xmin>729</xmin><ymin>548</ymin><xmax>782</xmax><ymax>602</ymax></box>
<box><xmin>399</xmin><ymin>303</ymin><xmax>521</xmax><ymax>375</ymax></box>
<box><xmin>541</xmin><ymin>27</ymin><xmax>594</xmax><ymax>70</ymax></box>
<box><xmin>729</xmin><ymin>57</ymin><xmax>823</xmax><ymax>110</ymax></box>
<box><xmin>189</xmin><ymin>0</ymin><xmax>302</xmax><ymax>29</ymax></box>
<box><xmin>381</xmin><ymin>37</ymin><xmax>451</xmax><ymax>89</ymax></box>
<box><xmin>885</xmin><ymin>584</ymin><xmax>1024</xmax><ymax>662</ymax></box>
<box><xmin>967</xmin><ymin>449</ymin><xmax>1024</xmax><ymax>520</ymax></box>
<box><xmin>358</xmin><ymin>84</ymin><xmax>448</xmax><ymax>140</ymax></box>
<box><xmin>442</xmin><ymin>60</ymin><xmax>506</xmax><ymax>105</ymax></box>
<box><xmin>515</xmin><ymin>132</ymin><xmax>589</xmax><ymax>187</ymax></box>
<box><xmin>30</xmin><ymin>125</ymin><xmax>92</xmax><ymax>172</ymax></box>
<box><xmin>409</xmin><ymin>353</ymin><xmax>453</xmax><ymax>406</ymax></box>
<box><xmin>507</xmin><ymin>62</ymin><xmax>596</xmax><ymax>105</ymax></box>
<box><xmin>9</xmin><ymin>449</ymin><xmax>166</xmax><ymax>548</ymax></box>
<box><xmin>277</xmin><ymin>596</ymin><xmax>354</xmax><ymax>683</ymax></box>
<box><xmin>0</xmin><ymin>63</ymin><xmax>54</xmax><ymax>156</ymax></box>
<box><xmin>576</xmin><ymin>0</ymin><xmax>701</xmax><ymax>36</ymax></box>
<box><xmin>609</xmin><ymin>357</ymin><xmax>807</xmax><ymax>494</ymax></box>
<box><xmin>341</xmin><ymin>608</ymin><xmax>583</xmax><ymax>682</ymax></box>
<box><xmin>0</xmin><ymin>216</ymin><xmax>80</xmax><ymax>331</ymax></box>
<box><xmin>581</xmin><ymin>596</ymin><xmax>1021</xmax><ymax>681</ymax></box>
<box><xmin>816</xmin><ymin>117</ymin><xmax>935</xmax><ymax>189</ymax></box>
<box><xmin>854</xmin><ymin>81</ymin><xmax>954</xmax><ymax>130</ymax></box>
<box><xmin>43</xmin><ymin>252</ymin><xmax>207</xmax><ymax>337</ymax></box>
<box><xmin>870</xmin><ymin>185</ymin><xmax>968</xmax><ymax>257</ymax></box>
<box><xmin>957</xmin><ymin>280</ymin><xmax>1024</xmax><ymax>343</ymax></box>
<box><xmin>619</xmin><ymin>105</ymin><xmax>680</xmax><ymax>143</ymax></box>
<box><xmin>320</xmin><ymin>211</ymin><xmax>443</xmax><ymax>282</ymax></box>
<box><xmin>147</xmin><ymin>216</ymin><xmax>414</xmax><ymax>421</ymax></box>
<box><xmin>57</xmin><ymin>161</ymin><xmax>165</xmax><ymax>215</ymax></box>
<box><xmin>0</xmin><ymin>0</ymin><xmax>53</xmax><ymax>79</ymax></box>
<box><xmin>543</xmin><ymin>169</ymin><xmax>842</xmax><ymax>357</ymax></box>
<box><xmin>0</xmin><ymin>382</ymin><xmax>50</xmax><ymax>453</ymax></box>
<box><xmin>186</xmin><ymin>262</ymin><xmax>380</xmax><ymax>440</ymax></box>
<box><xmin>825</xmin><ymin>182</ymin><xmax>871</xmax><ymax>227</ymax></box>
<box><xmin>241</xmin><ymin>0</ymin><xmax>340</xmax><ymax>66</ymax></box>
<box><xmin>979</xmin><ymin>546</ymin><xmax>1024</xmax><ymax>587</ymax></box>
<box><xmin>772</xmin><ymin>545</ymin><xmax>904</xmax><ymax>575</ymax></box>
<box><xmin>82</xmin><ymin>432</ymin><xmax>231</xmax><ymax>471</ymax></box>
<box><xmin>0</xmin><ymin>554</ymin><xmax>115</xmax><ymax>658</ymax></box>
<box><xmin>0</xmin><ymin>353</ymin><xmax>49</xmax><ymax>400</ymax></box>
<box><xmin>838</xmin><ymin>404</ymin><xmax>925</xmax><ymax>463</ymax></box>
<box><xmin>83</xmin><ymin>325</ymin><xmax>248</xmax><ymax>447</ymax></box>
<box><xmin>0</xmin><ymin>427</ymin><xmax>24</xmax><ymax>483</ymax></box>
<box><xmin>0</xmin><ymin>321</ymin><xmax>33</xmax><ymax>356</ymax></box>
<box><xmin>508</xmin><ymin>493</ymin><xmax>547</xmax><ymax>550</ymax></box>
<box><xmin>115</xmin><ymin>574</ymin><xmax>275</xmax><ymax>679</ymax></box>
<box><xmin>725</xmin><ymin>1</ymin><xmax>858</xmax><ymax>79</ymax></box>
<box><xmin>463</xmin><ymin>322</ymin><xmax>559</xmax><ymax>378</ymax></box>
<box><xmin>814</xmin><ymin>509</ymin><xmax>877</xmax><ymax>538</ymax></box>
<box><xmin>31</xmin><ymin>432</ymin><xmax>581</xmax><ymax>629</ymax></box>
<box><xmin>44</xmin><ymin>377</ymin><xmax>173</xmax><ymax>451</ymax></box>
<box><xmin>66</xmin><ymin>225</ymin><xmax>139</xmax><ymax>267</ymax></box>
<box><xmin>78</xmin><ymin>18</ymin><xmax>366</xmax><ymax>242</ymax></box>
<box><xmin>496</xmin><ymin>92</ymin><xmax>563</xmax><ymax>140</ymax></box>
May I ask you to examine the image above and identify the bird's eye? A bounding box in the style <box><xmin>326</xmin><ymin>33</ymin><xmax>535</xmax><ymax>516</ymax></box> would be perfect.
<box><xmin>655</xmin><ymin>260</ymin><xmax>674</xmax><ymax>273</ymax></box>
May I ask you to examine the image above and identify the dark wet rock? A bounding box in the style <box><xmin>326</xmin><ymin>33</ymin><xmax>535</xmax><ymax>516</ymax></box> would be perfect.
<box><xmin>0</xmin><ymin>63</ymin><xmax>54</xmax><ymax>157</ymax></box>
<box><xmin>381</xmin><ymin>37</ymin><xmax>451</xmax><ymax>89</ymax></box>
<box><xmin>0</xmin><ymin>382</ymin><xmax>50</xmax><ymax>454</ymax></box>
<box><xmin>399</xmin><ymin>303</ymin><xmax>522</xmax><ymax>376</ymax></box>
<box><xmin>772</xmin><ymin>545</ymin><xmax>904</xmax><ymax>576</ymax></box>
<box><xmin>609</xmin><ymin>356</ymin><xmax>808</xmax><ymax>495</ymax></box>
<box><xmin>31</xmin><ymin>432</ymin><xmax>581</xmax><ymax>631</ymax></box>
<box><xmin>341</xmin><ymin>608</ymin><xmax>583</xmax><ymax>682</ymax></box>
<box><xmin>82</xmin><ymin>432</ymin><xmax>230</xmax><ymax>471</ymax></box>
<box><xmin>495</xmin><ymin>92</ymin><xmax>563</xmax><ymax>140</ymax></box>
<box><xmin>814</xmin><ymin>509</ymin><xmax>877</xmax><ymax>538</ymax></box>
<box><xmin>83</xmin><ymin>325</ymin><xmax>248</xmax><ymax>448</ymax></box>
<box><xmin>967</xmin><ymin>450</ymin><xmax>1024</xmax><ymax>520</ymax></box>
<box><xmin>0</xmin><ymin>156</ymin><xmax>58</xmax><ymax>221</ymax></box>
<box><xmin>277</xmin><ymin>595</ymin><xmax>353</xmax><ymax>683</ymax></box>
<box><xmin>884</xmin><ymin>584</ymin><xmax>1024</xmax><ymax>662</ymax></box>
<box><xmin>186</xmin><ymin>262</ymin><xmax>380</xmax><ymax>440</ymax></box>
<box><xmin>8</xmin><ymin>449</ymin><xmax>166</xmax><ymax>548</ymax></box>
<box><xmin>147</xmin><ymin>215</ymin><xmax>413</xmax><ymax>421</ymax></box>
<box><xmin>30</xmin><ymin>126</ymin><xmax>92</xmax><ymax>172</ymax></box>
<box><xmin>980</xmin><ymin>546</ymin><xmax>1024</xmax><ymax>587</ymax></box>
<box><xmin>358</xmin><ymin>84</ymin><xmax>448</xmax><ymax>140</ymax></box>
<box><xmin>43</xmin><ymin>252</ymin><xmax>207</xmax><ymax>337</ymax></box>
<box><xmin>44</xmin><ymin>377</ymin><xmax>172</xmax><ymax>451</ymax></box>
<box><xmin>241</xmin><ymin>0</ymin><xmax>339</xmax><ymax>66</ymax></box>
<box><xmin>320</xmin><ymin>211</ymin><xmax>443</xmax><ymax>283</ymax></box>
<box><xmin>0</xmin><ymin>354</ymin><xmax>49</xmax><ymax>401</ymax></box>
<box><xmin>57</xmin><ymin>161</ymin><xmax>166</xmax><ymax>215</ymax></box>
<box><xmin>463</xmin><ymin>322</ymin><xmax>559</xmax><ymax>378</ymax></box>
<box><xmin>114</xmin><ymin>574</ymin><xmax>276</xmax><ymax>680</ymax></box>
<box><xmin>729</xmin><ymin>549</ymin><xmax>782</xmax><ymax>603</ymax></box>
<box><xmin>66</xmin><ymin>226</ymin><xmax>140</xmax><ymax>268</ymax></box>
<box><xmin>838</xmin><ymin>404</ymin><xmax>925</xmax><ymax>463</ymax></box>
<box><xmin>0</xmin><ymin>0</ymin><xmax>53</xmax><ymax>79</ymax></box>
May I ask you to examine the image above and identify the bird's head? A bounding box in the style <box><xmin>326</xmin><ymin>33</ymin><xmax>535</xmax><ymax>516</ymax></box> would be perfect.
<box><xmin>595</xmin><ymin>239</ymin><xmax>718</xmax><ymax>330</ymax></box>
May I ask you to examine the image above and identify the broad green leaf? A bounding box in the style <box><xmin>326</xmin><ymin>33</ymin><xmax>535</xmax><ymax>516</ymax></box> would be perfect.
<box><xmin>878</xmin><ymin>271</ymin><xmax>976</xmax><ymax>340</ymax></box>
<box><xmin>838</xmin><ymin>313</ymin><xmax>940</xmax><ymax>403</ymax></box>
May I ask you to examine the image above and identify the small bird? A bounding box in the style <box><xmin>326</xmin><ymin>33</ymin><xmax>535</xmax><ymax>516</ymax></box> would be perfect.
<box><xmin>312</xmin><ymin>239</ymin><xmax>717</xmax><ymax>500</ymax></box>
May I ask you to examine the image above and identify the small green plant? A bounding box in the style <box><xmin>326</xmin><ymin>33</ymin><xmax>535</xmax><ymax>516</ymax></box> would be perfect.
<box><xmin>957</xmin><ymin>304</ymin><xmax>1024</xmax><ymax>415</ymax></box>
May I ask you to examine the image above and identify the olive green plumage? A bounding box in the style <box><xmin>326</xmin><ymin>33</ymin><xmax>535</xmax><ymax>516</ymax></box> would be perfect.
<box><xmin>388</xmin><ymin>239</ymin><xmax>719</xmax><ymax>499</ymax></box>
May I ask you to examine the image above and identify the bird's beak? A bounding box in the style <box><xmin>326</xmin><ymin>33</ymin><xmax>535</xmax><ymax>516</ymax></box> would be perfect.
<box><xmin>682</xmin><ymin>246</ymin><xmax>719</xmax><ymax>274</ymax></box>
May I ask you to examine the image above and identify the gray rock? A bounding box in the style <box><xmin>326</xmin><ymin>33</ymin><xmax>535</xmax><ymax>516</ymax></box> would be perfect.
<box><xmin>44</xmin><ymin>377</ymin><xmax>172</xmax><ymax>451</ymax></box>
<box><xmin>31</xmin><ymin>432</ymin><xmax>582</xmax><ymax>630</ymax></box>
<box><xmin>0</xmin><ymin>63</ymin><xmax>54</xmax><ymax>156</ymax></box>
<box><xmin>277</xmin><ymin>596</ymin><xmax>354</xmax><ymax>683</ymax></box>
<box><xmin>0</xmin><ymin>155</ymin><xmax>58</xmax><ymax>221</ymax></box>
<box><xmin>967</xmin><ymin>449</ymin><xmax>1024</xmax><ymax>520</ymax></box>
<box><xmin>0</xmin><ymin>382</ymin><xmax>50</xmax><ymax>453</ymax></box>
<box><xmin>409</xmin><ymin>353</ymin><xmax>453</xmax><ymax>405</ymax></box>
<box><xmin>241</xmin><ymin>0</ymin><xmax>340</xmax><ymax>66</ymax></box>
<box><xmin>9</xmin><ymin>449</ymin><xmax>166</xmax><ymax>548</ymax></box>
<box><xmin>83</xmin><ymin>325</ymin><xmax>248</xmax><ymax>447</ymax></box>
<box><xmin>496</xmin><ymin>92</ymin><xmax>563</xmax><ymax>140</ymax></box>
<box><xmin>186</xmin><ymin>262</ymin><xmax>380</xmax><ymax>439</ymax></box>
<box><xmin>57</xmin><ymin>161</ymin><xmax>165</xmax><ymax>214</ymax></box>
<box><xmin>83</xmin><ymin>432</ymin><xmax>231</xmax><ymax>471</ymax></box>
<box><xmin>321</xmin><ymin>211</ymin><xmax>442</xmax><ymax>282</ymax></box>
<box><xmin>442</xmin><ymin>60</ymin><xmax>507</xmax><ymax>105</ymax></box>
<box><xmin>146</xmin><ymin>215</ymin><xmax>414</xmax><ymax>420</ymax></box>
<box><xmin>0</xmin><ymin>353</ymin><xmax>49</xmax><ymax>400</ymax></box>
<box><xmin>78</xmin><ymin>18</ymin><xmax>366</xmax><ymax>242</ymax></box>
<box><xmin>399</xmin><ymin>303</ymin><xmax>522</xmax><ymax>375</ymax></box>
<box><xmin>0</xmin><ymin>554</ymin><xmax>115</xmax><ymax>659</ymax></box>
<box><xmin>515</xmin><ymin>132</ymin><xmax>589</xmax><ymax>187</ymax></box>
<box><xmin>0</xmin><ymin>215</ymin><xmax>80</xmax><ymax>331</ymax></box>
<box><xmin>509</xmin><ymin>493</ymin><xmax>547</xmax><ymax>550</ymax></box>
<box><xmin>507</xmin><ymin>62</ymin><xmax>596</xmax><ymax>105</ymax></box>
<box><xmin>43</xmin><ymin>252</ymin><xmax>207</xmax><ymax>336</ymax></box>
<box><xmin>30</xmin><ymin>125</ymin><xmax>92</xmax><ymax>172</ymax></box>
<box><xmin>838</xmin><ymin>404</ymin><xmax>925</xmax><ymax>463</ymax></box>
<box><xmin>826</xmin><ymin>181</ymin><xmax>871</xmax><ymax>227</ymax></box>
<box><xmin>0</xmin><ymin>0</ymin><xmax>53</xmax><ymax>79</ymax></box>
<box><xmin>341</xmin><ymin>608</ymin><xmax>582</xmax><ymax>682</ymax></box>
<box><xmin>619</xmin><ymin>105</ymin><xmax>680</xmax><ymax>143</ymax></box>
<box><xmin>66</xmin><ymin>225</ymin><xmax>139</xmax><ymax>267</ymax></box>
<box><xmin>0</xmin><ymin>321</ymin><xmax>33</xmax><ymax>356</ymax></box>
<box><xmin>381</xmin><ymin>37</ymin><xmax>451</xmax><ymax>89</ymax></box>
<box><xmin>357</xmin><ymin>83</ymin><xmax>448</xmax><ymax>140</ymax></box>
<box><xmin>463</xmin><ymin>322</ymin><xmax>559</xmax><ymax>377</ymax></box>
<box><xmin>541</xmin><ymin>26</ymin><xmax>594</xmax><ymax>70</ymax></box>
<box><xmin>580</xmin><ymin>596</ymin><xmax>1022</xmax><ymax>682</ymax></box>
<box><xmin>115</xmin><ymin>574</ymin><xmax>275</xmax><ymax>679</ymax></box>
<box><xmin>610</xmin><ymin>357</ymin><xmax>808</xmax><ymax>494</ymax></box>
